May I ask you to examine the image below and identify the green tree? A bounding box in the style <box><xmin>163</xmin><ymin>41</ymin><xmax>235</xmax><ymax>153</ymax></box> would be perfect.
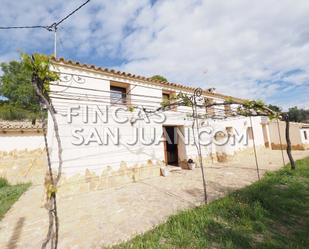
<box><xmin>288</xmin><ymin>106</ymin><xmax>309</xmax><ymax>123</ymax></box>
<box><xmin>150</xmin><ymin>75</ymin><xmax>168</xmax><ymax>82</ymax></box>
<box><xmin>268</xmin><ymin>104</ymin><xmax>282</xmax><ymax>113</ymax></box>
<box><xmin>0</xmin><ymin>60</ymin><xmax>41</xmax><ymax>120</ymax></box>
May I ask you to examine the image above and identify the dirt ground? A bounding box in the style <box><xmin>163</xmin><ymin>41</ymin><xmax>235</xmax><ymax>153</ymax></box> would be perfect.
<box><xmin>0</xmin><ymin>148</ymin><xmax>309</xmax><ymax>249</ymax></box>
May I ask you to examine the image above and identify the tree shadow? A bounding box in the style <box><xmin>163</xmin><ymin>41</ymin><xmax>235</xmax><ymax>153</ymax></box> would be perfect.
<box><xmin>6</xmin><ymin>217</ymin><xmax>25</xmax><ymax>249</ymax></box>
<box><xmin>185</xmin><ymin>180</ymin><xmax>237</xmax><ymax>201</ymax></box>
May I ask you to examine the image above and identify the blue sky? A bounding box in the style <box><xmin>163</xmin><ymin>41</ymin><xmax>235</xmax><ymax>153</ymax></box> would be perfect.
<box><xmin>0</xmin><ymin>0</ymin><xmax>309</xmax><ymax>110</ymax></box>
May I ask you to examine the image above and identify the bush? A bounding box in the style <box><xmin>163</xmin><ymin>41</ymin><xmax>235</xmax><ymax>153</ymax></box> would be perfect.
<box><xmin>0</xmin><ymin>178</ymin><xmax>9</xmax><ymax>188</ymax></box>
<box><xmin>150</xmin><ymin>75</ymin><xmax>168</xmax><ymax>82</ymax></box>
<box><xmin>0</xmin><ymin>103</ymin><xmax>40</xmax><ymax>120</ymax></box>
<box><xmin>0</xmin><ymin>103</ymin><xmax>26</xmax><ymax>120</ymax></box>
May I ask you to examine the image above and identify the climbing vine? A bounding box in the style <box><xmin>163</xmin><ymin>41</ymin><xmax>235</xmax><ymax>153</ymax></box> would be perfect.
<box><xmin>22</xmin><ymin>53</ymin><xmax>61</xmax><ymax>249</ymax></box>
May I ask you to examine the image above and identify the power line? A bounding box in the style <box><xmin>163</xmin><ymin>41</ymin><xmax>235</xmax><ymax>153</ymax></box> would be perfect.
<box><xmin>49</xmin><ymin>93</ymin><xmax>238</xmax><ymax>116</ymax></box>
<box><xmin>0</xmin><ymin>0</ymin><xmax>91</xmax><ymax>57</ymax></box>
<box><xmin>54</xmin><ymin>0</ymin><xmax>91</xmax><ymax>27</ymax></box>
<box><xmin>0</xmin><ymin>0</ymin><xmax>91</xmax><ymax>31</ymax></box>
<box><xmin>0</xmin><ymin>25</ymin><xmax>49</xmax><ymax>30</ymax></box>
<box><xmin>49</xmin><ymin>72</ymin><xmax>250</xmax><ymax>121</ymax></box>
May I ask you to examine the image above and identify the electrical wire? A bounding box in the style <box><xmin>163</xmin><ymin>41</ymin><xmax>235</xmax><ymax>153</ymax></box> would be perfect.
<box><xmin>48</xmin><ymin>83</ymin><xmax>239</xmax><ymax>113</ymax></box>
<box><xmin>48</xmin><ymin>92</ymin><xmax>242</xmax><ymax>119</ymax></box>
<box><xmin>0</xmin><ymin>0</ymin><xmax>91</xmax><ymax>31</ymax></box>
<box><xmin>54</xmin><ymin>0</ymin><xmax>91</xmax><ymax>27</ymax></box>
<box><xmin>0</xmin><ymin>25</ymin><xmax>49</xmax><ymax>30</ymax></box>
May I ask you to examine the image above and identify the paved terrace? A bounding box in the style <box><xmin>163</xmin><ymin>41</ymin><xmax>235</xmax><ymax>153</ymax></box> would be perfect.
<box><xmin>1</xmin><ymin>148</ymin><xmax>309</xmax><ymax>249</ymax></box>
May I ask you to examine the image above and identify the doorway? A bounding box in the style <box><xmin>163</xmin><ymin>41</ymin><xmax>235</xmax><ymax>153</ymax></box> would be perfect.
<box><xmin>163</xmin><ymin>126</ymin><xmax>179</xmax><ymax>166</ymax></box>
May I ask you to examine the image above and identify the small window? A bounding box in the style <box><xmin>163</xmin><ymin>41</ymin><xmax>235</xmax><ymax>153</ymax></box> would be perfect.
<box><xmin>304</xmin><ymin>131</ymin><xmax>308</xmax><ymax>140</ymax></box>
<box><xmin>205</xmin><ymin>98</ymin><xmax>215</xmax><ymax>116</ymax></box>
<box><xmin>162</xmin><ymin>93</ymin><xmax>170</xmax><ymax>102</ymax></box>
<box><xmin>224</xmin><ymin>104</ymin><xmax>232</xmax><ymax>116</ymax></box>
<box><xmin>110</xmin><ymin>86</ymin><xmax>127</xmax><ymax>104</ymax></box>
<box><xmin>162</xmin><ymin>92</ymin><xmax>177</xmax><ymax>111</ymax></box>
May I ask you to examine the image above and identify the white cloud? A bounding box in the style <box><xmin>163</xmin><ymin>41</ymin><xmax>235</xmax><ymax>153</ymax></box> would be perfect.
<box><xmin>120</xmin><ymin>0</ymin><xmax>309</xmax><ymax>106</ymax></box>
<box><xmin>282</xmin><ymin>71</ymin><xmax>309</xmax><ymax>85</ymax></box>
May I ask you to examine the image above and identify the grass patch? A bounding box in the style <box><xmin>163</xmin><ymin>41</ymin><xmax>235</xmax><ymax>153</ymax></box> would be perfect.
<box><xmin>110</xmin><ymin>157</ymin><xmax>309</xmax><ymax>249</ymax></box>
<box><xmin>0</xmin><ymin>177</ymin><xmax>30</xmax><ymax>220</ymax></box>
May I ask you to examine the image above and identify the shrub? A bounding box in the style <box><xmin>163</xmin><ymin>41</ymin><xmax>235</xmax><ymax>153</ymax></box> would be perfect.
<box><xmin>0</xmin><ymin>103</ymin><xmax>40</xmax><ymax>120</ymax></box>
<box><xmin>0</xmin><ymin>178</ymin><xmax>9</xmax><ymax>188</ymax></box>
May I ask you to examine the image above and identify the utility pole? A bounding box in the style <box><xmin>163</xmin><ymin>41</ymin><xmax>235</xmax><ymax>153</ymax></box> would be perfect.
<box><xmin>54</xmin><ymin>26</ymin><xmax>57</xmax><ymax>58</ymax></box>
<box><xmin>1</xmin><ymin>0</ymin><xmax>91</xmax><ymax>58</ymax></box>
<box><xmin>47</xmin><ymin>23</ymin><xmax>57</xmax><ymax>57</ymax></box>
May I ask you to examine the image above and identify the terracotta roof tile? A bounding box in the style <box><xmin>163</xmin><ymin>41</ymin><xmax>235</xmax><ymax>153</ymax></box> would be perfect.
<box><xmin>0</xmin><ymin>120</ymin><xmax>43</xmax><ymax>131</ymax></box>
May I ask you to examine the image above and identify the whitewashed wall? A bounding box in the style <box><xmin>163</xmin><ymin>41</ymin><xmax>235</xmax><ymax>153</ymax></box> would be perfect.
<box><xmin>48</xmin><ymin>64</ymin><xmax>168</xmax><ymax>176</ymax></box>
<box><xmin>268</xmin><ymin>120</ymin><xmax>303</xmax><ymax>146</ymax></box>
<box><xmin>211</xmin><ymin>116</ymin><xmax>265</xmax><ymax>156</ymax></box>
<box><xmin>48</xmin><ymin>63</ymin><xmax>268</xmax><ymax>176</ymax></box>
<box><xmin>0</xmin><ymin>133</ymin><xmax>44</xmax><ymax>151</ymax></box>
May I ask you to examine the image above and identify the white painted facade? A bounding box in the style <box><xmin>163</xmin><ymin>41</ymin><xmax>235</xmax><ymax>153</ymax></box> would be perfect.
<box><xmin>267</xmin><ymin>120</ymin><xmax>309</xmax><ymax>149</ymax></box>
<box><xmin>46</xmin><ymin>61</ymin><xmax>267</xmax><ymax>177</ymax></box>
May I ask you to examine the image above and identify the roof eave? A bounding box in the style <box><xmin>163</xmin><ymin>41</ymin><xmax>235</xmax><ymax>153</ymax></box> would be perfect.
<box><xmin>51</xmin><ymin>57</ymin><xmax>246</xmax><ymax>103</ymax></box>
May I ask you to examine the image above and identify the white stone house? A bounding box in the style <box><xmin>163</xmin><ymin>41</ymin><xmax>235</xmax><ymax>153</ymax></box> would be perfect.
<box><xmin>47</xmin><ymin>58</ymin><xmax>267</xmax><ymax>191</ymax></box>
<box><xmin>267</xmin><ymin>120</ymin><xmax>309</xmax><ymax>150</ymax></box>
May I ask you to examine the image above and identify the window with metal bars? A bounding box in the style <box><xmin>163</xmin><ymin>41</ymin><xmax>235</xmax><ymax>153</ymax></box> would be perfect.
<box><xmin>110</xmin><ymin>86</ymin><xmax>127</xmax><ymax>104</ymax></box>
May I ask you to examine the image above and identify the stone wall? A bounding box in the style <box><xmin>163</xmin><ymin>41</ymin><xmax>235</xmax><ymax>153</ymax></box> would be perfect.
<box><xmin>57</xmin><ymin>160</ymin><xmax>162</xmax><ymax>196</ymax></box>
<box><xmin>0</xmin><ymin>148</ymin><xmax>163</xmax><ymax>195</ymax></box>
<box><xmin>0</xmin><ymin>149</ymin><xmax>46</xmax><ymax>185</ymax></box>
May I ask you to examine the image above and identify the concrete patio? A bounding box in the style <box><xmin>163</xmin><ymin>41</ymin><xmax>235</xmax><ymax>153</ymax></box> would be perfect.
<box><xmin>1</xmin><ymin>148</ymin><xmax>309</xmax><ymax>249</ymax></box>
